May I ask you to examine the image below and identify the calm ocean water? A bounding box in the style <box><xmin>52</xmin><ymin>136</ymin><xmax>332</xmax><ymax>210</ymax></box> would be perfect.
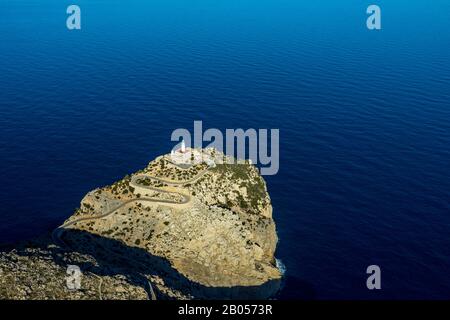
<box><xmin>1</xmin><ymin>0</ymin><xmax>450</xmax><ymax>299</ymax></box>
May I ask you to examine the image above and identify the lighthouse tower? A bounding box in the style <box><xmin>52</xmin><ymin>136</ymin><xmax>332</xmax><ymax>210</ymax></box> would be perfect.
<box><xmin>180</xmin><ymin>139</ymin><xmax>186</xmax><ymax>153</ymax></box>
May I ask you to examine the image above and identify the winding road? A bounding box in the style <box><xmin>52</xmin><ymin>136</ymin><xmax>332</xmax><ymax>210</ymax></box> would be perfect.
<box><xmin>51</xmin><ymin>161</ymin><xmax>211</xmax><ymax>300</ymax></box>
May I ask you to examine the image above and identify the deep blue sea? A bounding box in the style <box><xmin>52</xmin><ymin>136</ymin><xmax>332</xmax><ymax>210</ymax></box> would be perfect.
<box><xmin>1</xmin><ymin>0</ymin><xmax>450</xmax><ymax>299</ymax></box>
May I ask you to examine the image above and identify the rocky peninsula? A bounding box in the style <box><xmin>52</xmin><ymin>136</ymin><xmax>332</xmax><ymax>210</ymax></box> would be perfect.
<box><xmin>0</xmin><ymin>148</ymin><xmax>282</xmax><ymax>299</ymax></box>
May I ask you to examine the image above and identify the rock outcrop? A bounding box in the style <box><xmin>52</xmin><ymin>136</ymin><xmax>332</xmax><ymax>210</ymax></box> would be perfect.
<box><xmin>0</xmin><ymin>149</ymin><xmax>281</xmax><ymax>299</ymax></box>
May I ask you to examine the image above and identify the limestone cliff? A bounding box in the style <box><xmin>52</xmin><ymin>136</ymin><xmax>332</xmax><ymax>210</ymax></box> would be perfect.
<box><xmin>0</xmin><ymin>149</ymin><xmax>281</xmax><ymax>299</ymax></box>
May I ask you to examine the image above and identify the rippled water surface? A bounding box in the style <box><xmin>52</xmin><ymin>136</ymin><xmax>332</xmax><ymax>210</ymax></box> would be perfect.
<box><xmin>1</xmin><ymin>0</ymin><xmax>450</xmax><ymax>299</ymax></box>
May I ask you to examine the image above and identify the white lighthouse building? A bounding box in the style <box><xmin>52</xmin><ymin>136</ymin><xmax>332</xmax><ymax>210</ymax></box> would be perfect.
<box><xmin>169</xmin><ymin>138</ymin><xmax>205</xmax><ymax>165</ymax></box>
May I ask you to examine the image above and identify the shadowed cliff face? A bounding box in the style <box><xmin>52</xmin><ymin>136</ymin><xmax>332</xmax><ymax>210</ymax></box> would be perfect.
<box><xmin>0</xmin><ymin>230</ymin><xmax>281</xmax><ymax>300</ymax></box>
<box><xmin>61</xmin><ymin>229</ymin><xmax>282</xmax><ymax>299</ymax></box>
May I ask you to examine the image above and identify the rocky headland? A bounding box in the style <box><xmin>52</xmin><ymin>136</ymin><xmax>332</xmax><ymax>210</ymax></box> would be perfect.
<box><xmin>0</xmin><ymin>149</ymin><xmax>281</xmax><ymax>299</ymax></box>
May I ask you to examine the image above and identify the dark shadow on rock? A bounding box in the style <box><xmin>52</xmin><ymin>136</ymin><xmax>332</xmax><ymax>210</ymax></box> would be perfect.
<box><xmin>4</xmin><ymin>230</ymin><xmax>281</xmax><ymax>300</ymax></box>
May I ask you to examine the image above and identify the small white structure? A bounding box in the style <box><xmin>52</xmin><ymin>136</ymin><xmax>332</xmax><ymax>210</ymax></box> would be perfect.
<box><xmin>169</xmin><ymin>141</ymin><xmax>218</xmax><ymax>166</ymax></box>
<box><xmin>205</xmin><ymin>158</ymin><xmax>216</xmax><ymax>168</ymax></box>
<box><xmin>170</xmin><ymin>139</ymin><xmax>197</xmax><ymax>165</ymax></box>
